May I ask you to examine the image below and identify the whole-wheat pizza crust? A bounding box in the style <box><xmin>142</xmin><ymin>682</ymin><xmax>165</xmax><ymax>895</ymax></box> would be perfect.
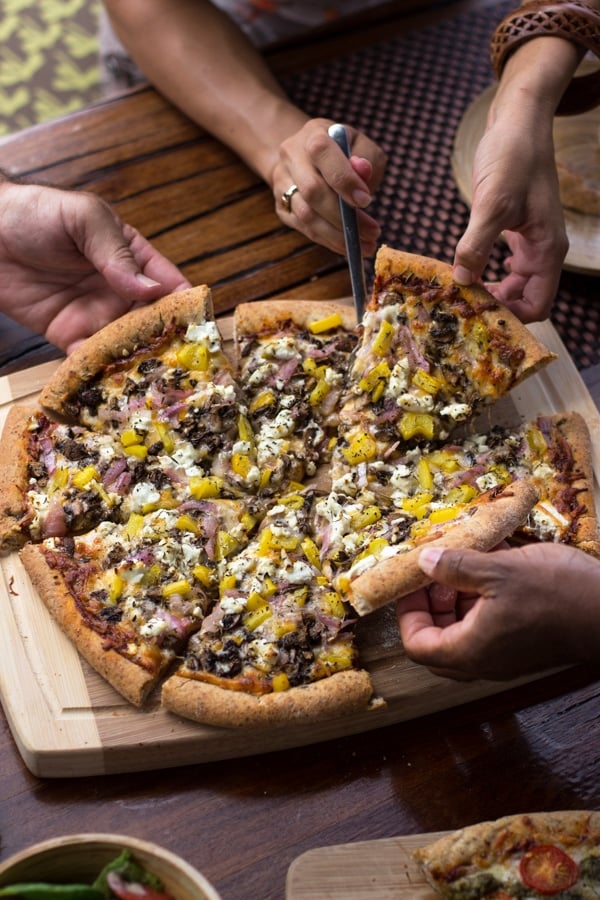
<box><xmin>21</xmin><ymin>543</ymin><xmax>158</xmax><ymax>706</ymax></box>
<box><xmin>39</xmin><ymin>285</ymin><xmax>213</xmax><ymax>420</ymax></box>
<box><xmin>233</xmin><ymin>298</ymin><xmax>357</xmax><ymax>341</ymax></box>
<box><xmin>414</xmin><ymin>809</ymin><xmax>600</xmax><ymax>892</ymax></box>
<box><xmin>0</xmin><ymin>405</ymin><xmax>37</xmax><ymax>551</ymax></box>
<box><xmin>161</xmin><ymin>668</ymin><xmax>375</xmax><ymax>728</ymax></box>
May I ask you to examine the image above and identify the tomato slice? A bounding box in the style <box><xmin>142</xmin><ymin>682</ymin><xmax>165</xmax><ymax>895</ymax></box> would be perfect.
<box><xmin>519</xmin><ymin>844</ymin><xmax>579</xmax><ymax>894</ymax></box>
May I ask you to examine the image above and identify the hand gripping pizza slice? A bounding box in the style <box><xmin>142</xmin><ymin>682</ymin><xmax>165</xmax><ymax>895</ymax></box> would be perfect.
<box><xmin>37</xmin><ymin>287</ymin><xmax>253</xmax><ymax>499</ymax></box>
<box><xmin>338</xmin><ymin>246</ymin><xmax>556</xmax><ymax>457</ymax></box>
<box><xmin>232</xmin><ymin>300</ymin><xmax>358</xmax><ymax>494</ymax></box>
<box><xmin>413</xmin><ymin>810</ymin><xmax>600</xmax><ymax>898</ymax></box>
<box><xmin>319</xmin><ymin>410</ymin><xmax>599</xmax><ymax>615</ymax></box>
<box><xmin>161</xmin><ymin>489</ymin><xmax>375</xmax><ymax>727</ymax></box>
<box><xmin>316</xmin><ymin>439</ymin><xmax>539</xmax><ymax>616</ymax></box>
<box><xmin>21</xmin><ymin>499</ymin><xmax>258</xmax><ymax>706</ymax></box>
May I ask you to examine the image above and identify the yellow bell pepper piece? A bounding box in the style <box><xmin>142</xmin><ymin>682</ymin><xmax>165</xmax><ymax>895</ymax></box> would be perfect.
<box><xmin>249</xmin><ymin>390</ymin><xmax>275</xmax><ymax>413</ymax></box>
<box><xmin>271</xmin><ymin>672</ymin><xmax>290</xmax><ymax>692</ymax></box>
<box><xmin>412</xmin><ymin>368</ymin><xmax>442</xmax><ymax>394</ymax></box>
<box><xmin>215</xmin><ymin>531</ymin><xmax>239</xmax><ymax>561</ymax></box>
<box><xmin>175</xmin><ymin>513</ymin><xmax>200</xmax><ymax>535</ymax></box>
<box><xmin>417</xmin><ymin>457</ymin><xmax>433</xmax><ymax>490</ymax></box>
<box><xmin>51</xmin><ymin>466</ymin><xmax>69</xmax><ymax>491</ymax></box>
<box><xmin>189</xmin><ymin>475</ymin><xmax>223</xmax><ymax>499</ymax></box>
<box><xmin>246</xmin><ymin>591</ymin><xmax>266</xmax><ymax>612</ymax></box>
<box><xmin>155</xmin><ymin>421</ymin><xmax>175</xmax><ymax>454</ymax></box>
<box><xmin>193</xmin><ymin>564</ymin><xmax>213</xmax><ymax>587</ymax></box>
<box><xmin>123</xmin><ymin>444</ymin><xmax>148</xmax><ymax>460</ymax></box>
<box><xmin>322</xmin><ymin>591</ymin><xmax>346</xmax><ymax>619</ymax></box>
<box><xmin>358</xmin><ymin>360</ymin><xmax>391</xmax><ymax>395</ymax></box>
<box><xmin>350</xmin><ymin>505</ymin><xmax>382</xmax><ymax>531</ymax></box>
<box><xmin>526</xmin><ymin>426</ymin><xmax>547</xmax><ymax>455</ymax></box>
<box><xmin>237</xmin><ymin>413</ymin><xmax>254</xmax><ymax>443</ymax></box>
<box><xmin>72</xmin><ymin>465</ymin><xmax>99</xmax><ymax>489</ymax></box>
<box><xmin>309</xmin><ymin>378</ymin><xmax>331</xmax><ymax>407</ymax></box>
<box><xmin>123</xmin><ymin>512</ymin><xmax>144</xmax><ymax>539</ymax></box>
<box><xmin>162</xmin><ymin>579</ymin><xmax>191</xmax><ymax>598</ymax></box>
<box><xmin>372</xmin><ymin>319</ymin><xmax>395</xmax><ymax>356</ymax></box>
<box><xmin>342</xmin><ymin>431</ymin><xmax>378</xmax><ymax>465</ymax></box>
<box><xmin>301</xmin><ymin>536</ymin><xmax>321</xmax><ymax>570</ymax></box>
<box><xmin>176</xmin><ymin>341</ymin><xmax>209</xmax><ymax>372</ymax></box>
<box><xmin>308</xmin><ymin>312</ymin><xmax>343</xmax><ymax>333</ymax></box>
<box><xmin>244</xmin><ymin>603</ymin><xmax>272</xmax><ymax>631</ymax></box>
<box><xmin>232</xmin><ymin>452</ymin><xmax>253</xmax><ymax>479</ymax></box>
<box><xmin>401</xmin><ymin>492</ymin><xmax>433</xmax><ymax>519</ymax></box>
<box><xmin>109</xmin><ymin>572</ymin><xmax>125</xmax><ymax>603</ymax></box>
<box><xmin>398</xmin><ymin>412</ymin><xmax>435</xmax><ymax>441</ymax></box>
<box><xmin>429</xmin><ymin>505</ymin><xmax>463</xmax><ymax>524</ymax></box>
<box><xmin>219</xmin><ymin>573</ymin><xmax>237</xmax><ymax>595</ymax></box>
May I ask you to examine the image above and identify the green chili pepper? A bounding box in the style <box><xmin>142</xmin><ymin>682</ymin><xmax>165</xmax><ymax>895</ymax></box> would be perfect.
<box><xmin>0</xmin><ymin>884</ymin><xmax>104</xmax><ymax>899</ymax></box>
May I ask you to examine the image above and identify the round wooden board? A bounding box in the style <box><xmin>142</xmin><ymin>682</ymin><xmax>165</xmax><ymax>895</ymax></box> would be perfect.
<box><xmin>452</xmin><ymin>84</ymin><xmax>600</xmax><ymax>276</ymax></box>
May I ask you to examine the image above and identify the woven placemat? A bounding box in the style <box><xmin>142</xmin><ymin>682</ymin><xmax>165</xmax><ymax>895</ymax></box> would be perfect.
<box><xmin>283</xmin><ymin>0</ymin><xmax>599</xmax><ymax>370</ymax></box>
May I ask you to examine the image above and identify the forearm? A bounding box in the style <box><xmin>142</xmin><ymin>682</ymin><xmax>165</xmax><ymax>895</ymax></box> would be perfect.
<box><xmin>490</xmin><ymin>35</ymin><xmax>582</xmax><ymax>135</ymax></box>
<box><xmin>104</xmin><ymin>0</ymin><xmax>307</xmax><ymax>184</ymax></box>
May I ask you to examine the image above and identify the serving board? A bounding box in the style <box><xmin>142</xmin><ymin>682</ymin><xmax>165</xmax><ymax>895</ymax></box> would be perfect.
<box><xmin>0</xmin><ymin>314</ymin><xmax>598</xmax><ymax>778</ymax></box>
<box><xmin>285</xmin><ymin>831</ymin><xmax>448</xmax><ymax>899</ymax></box>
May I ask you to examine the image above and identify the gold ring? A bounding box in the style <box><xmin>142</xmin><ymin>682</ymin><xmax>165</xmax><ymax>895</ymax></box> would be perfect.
<box><xmin>281</xmin><ymin>184</ymin><xmax>299</xmax><ymax>213</ymax></box>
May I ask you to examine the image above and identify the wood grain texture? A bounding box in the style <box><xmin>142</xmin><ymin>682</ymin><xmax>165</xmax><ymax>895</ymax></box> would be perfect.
<box><xmin>286</xmin><ymin>832</ymin><xmax>448</xmax><ymax>899</ymax></box>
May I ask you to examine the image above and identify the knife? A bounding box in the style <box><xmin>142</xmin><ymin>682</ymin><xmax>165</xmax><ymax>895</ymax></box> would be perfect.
<box><xmin>328</xmin><ymin>123</ymin><xmax>367</xmax><ymax>322</ymax></box>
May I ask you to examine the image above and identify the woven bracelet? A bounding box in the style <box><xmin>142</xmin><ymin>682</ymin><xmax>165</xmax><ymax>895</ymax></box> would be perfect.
<box><xmin>490</xmin><ymin>0</ymin><xmax>600</xmax><ymax>115</ymax></box>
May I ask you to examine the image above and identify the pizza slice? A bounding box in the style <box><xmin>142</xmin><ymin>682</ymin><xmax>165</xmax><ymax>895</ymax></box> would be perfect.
<box><xmin>161</xmin><ymin>489</ymin><xmax>375</xmax><ymax>727</ymax></box>
<box><xmin>338</xmin><ymin>246</ymin><xmax>556</xmax><ymax>456</ymax></box>
<box><xmin>319</xmin><ymin>410</ymin><xmax>599</xmax><ymax>616</ymax></box>
<box><xmin>37</xmin><ymin>286</ymin><xmax>261</xmax><ymax>500</ymax></box>
<box><xmin>21</xmin><ymin>499</ymin><xmax>258</xmax><ymax>706</ymax></box>
<box><xmin>413</xmin><ymin>810</ymin><xmax>600</xmax><ymax>898</ymax></box>
<box><xmin>232</xmin><ymin>300</ymin><xmax>358</xmax><ymax>494</ymax></box>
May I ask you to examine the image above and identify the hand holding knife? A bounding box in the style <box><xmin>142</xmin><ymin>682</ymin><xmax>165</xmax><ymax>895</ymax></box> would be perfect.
<box><xmin>328</xmin><ymin>123</ymin><xmax>368</xmax><ymax>322</ymax></box>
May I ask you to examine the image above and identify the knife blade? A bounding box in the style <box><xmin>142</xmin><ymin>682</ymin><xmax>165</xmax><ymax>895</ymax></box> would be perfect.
<box><xmin>328</xmin><ymin>122</ymin><xmax>367</xmax><ymax>322</ymax></box>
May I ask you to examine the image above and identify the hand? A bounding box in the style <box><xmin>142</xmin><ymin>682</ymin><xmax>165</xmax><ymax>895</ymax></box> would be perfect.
<box><xmin>272</xmin><ymin>118</ymin><xmax>386</xmax><ymax>257</ymax></box>
<box><xmin>452</xmin><ymin>115</ymin><xmax>568</xmax><ymax>324</ymax></box>
<box><xmin>395</xmin><ymin>542</ymin><xmax>600</xmax><ymax>681</ymax></box>
<box><xmin>0</xmin><ymin>181</ymin><xmax>190</xmax><ymax>354</ymax></box>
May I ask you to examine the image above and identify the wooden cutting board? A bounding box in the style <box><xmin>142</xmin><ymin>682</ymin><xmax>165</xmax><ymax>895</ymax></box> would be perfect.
<box><xmin>0</xmin><ymin>317</ymin><xmax>598</xmax><ymax>778</ymax></box>
<box><xmin>285</xmin><ymin>831</ymin><xmax>448</xmax><ymax>899</ymax></box>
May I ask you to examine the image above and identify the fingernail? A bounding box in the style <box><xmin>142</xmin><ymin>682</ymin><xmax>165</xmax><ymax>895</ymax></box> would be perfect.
<box><xmin>418</xmin><ymin>546</ymin><xmax>444</xmax><ymax>574</ymax></box>
<box><xmin>453</xmin><ymin>265</ymin><xmax>474</xmax><ymax>286</ymax></box>
<box><xmin>352</xmin><ymin>189</ymin><xmax>371</xmax><ymax>207</ymax></box>
<box><xmin>136</xmin><ymin>273</ymin><xmax>160</xmax><ymax>287</ymax></box>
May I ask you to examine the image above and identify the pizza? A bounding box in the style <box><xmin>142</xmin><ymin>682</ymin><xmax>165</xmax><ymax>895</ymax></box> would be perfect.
<box><xmin>0</xmin><ymin>247</ymin><xmax>597</xmax><ymax>728</ymax></box>
<box><xmin>413</xmin><ymin>810</ymin><xmax>600</xmax><ymax>898</ymax></box>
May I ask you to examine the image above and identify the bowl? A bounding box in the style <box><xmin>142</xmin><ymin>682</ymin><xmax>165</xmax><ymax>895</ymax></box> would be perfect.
<box><xmin>0</xmin><ymin>833</ymin><xmax>222</xmax><ymax>900</ymax></box>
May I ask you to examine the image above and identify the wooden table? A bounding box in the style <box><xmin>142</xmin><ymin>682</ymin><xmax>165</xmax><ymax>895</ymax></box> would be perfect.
<box><xmin>0</xmin><ymin>3</ymin><xmax>598</xmax><ymax>899</ymax></box>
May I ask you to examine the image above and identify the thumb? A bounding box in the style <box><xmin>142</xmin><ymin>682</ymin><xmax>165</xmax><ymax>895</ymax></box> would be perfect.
<box><xmin>418</xmin><ymin>545</ymin><xmax>492</xmax><ymax>594</ymax></box>
<box><xmin>453</xmin><ymin>208</ymin><xmax>503</xmax><ymax>287</ymax></box>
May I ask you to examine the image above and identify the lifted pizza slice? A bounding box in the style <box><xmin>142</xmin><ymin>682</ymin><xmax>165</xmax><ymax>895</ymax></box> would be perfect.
<box><xmin>338</xmin><ymin>246</ymin><xmax>556</xmax><ymax>456</ymax></box>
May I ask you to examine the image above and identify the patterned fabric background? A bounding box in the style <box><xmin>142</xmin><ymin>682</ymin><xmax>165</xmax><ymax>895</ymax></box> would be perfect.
<box><xmin>0</xmin><ymin>0</ymin><xmax>102</xmax><ymax>136</ymax></box>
